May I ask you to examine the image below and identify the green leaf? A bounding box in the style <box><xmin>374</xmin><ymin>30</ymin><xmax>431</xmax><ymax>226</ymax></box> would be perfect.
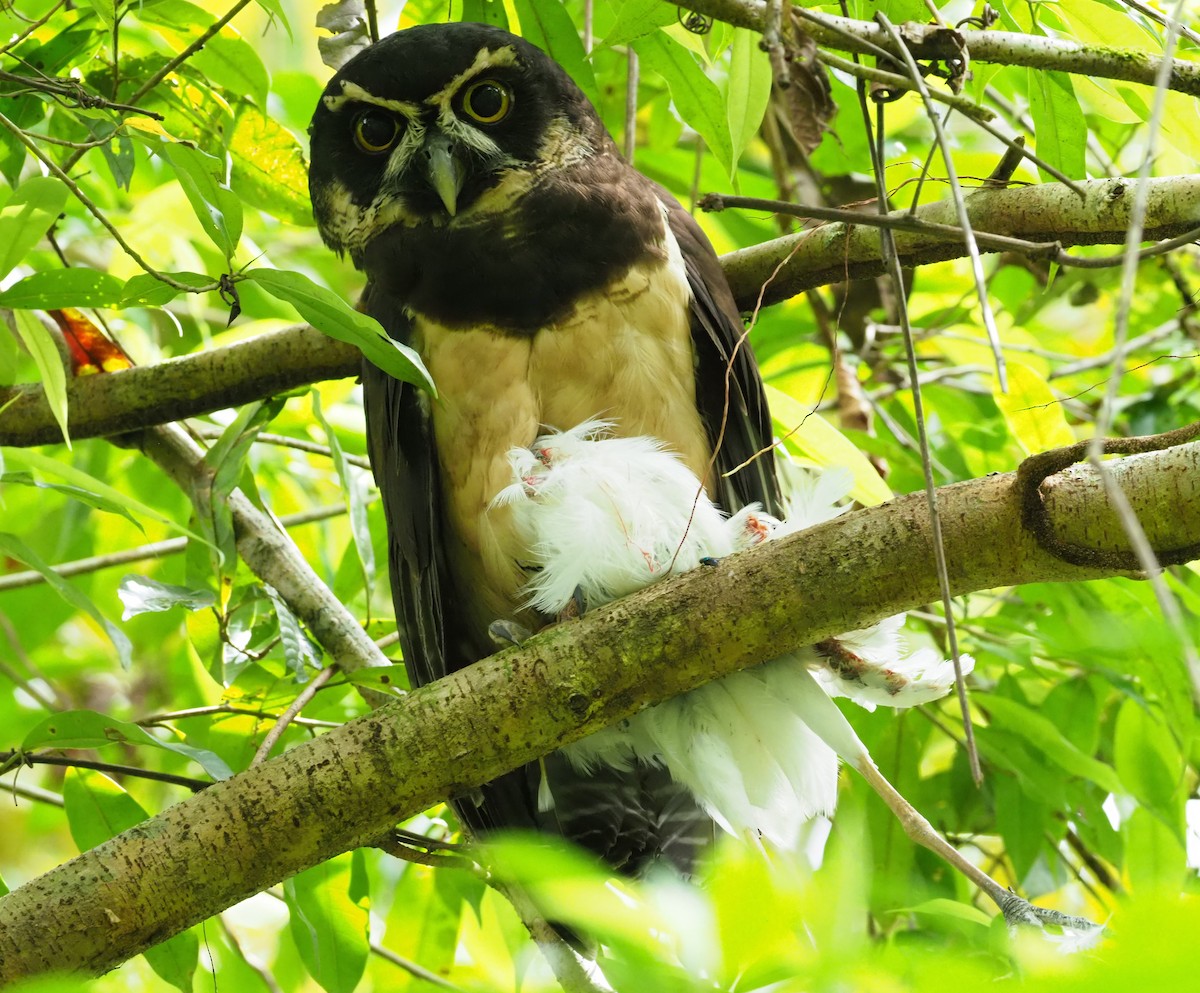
<box><xmin>120</xmin><ymin>271</ymin><xmax>213</xmax><ymax>307</ymax></box>
<box><xmin>0</xmin><ymin>176</ymin><xmax>69</xmax><ymax>279</ymax></box>
<box><xmin>461</xmin><ymin>0</ymin><xmax>509</xmax><ymax>29</ymax></box>
<box><xmin>0</xmin><ymin>270</ymin><xmax>124</xmax><ymax>309</ymax></box>
<box><xmin>246</xmin><ymin>268</ymin><xmax>435</xmax><ymax>393</ymax></box>
<box><xmin>980</xmin><ymin>694</ymin><xmax>1124</xmax><ymax>794</ymax></box>
<box><xmin>196</xmin><ymin>399</ymin><xmax>285</xmax><ymax>586</ymax></box>
<box><xmin>726</xmin><ymin>28</ymin><xmax>772</xmax><ymax>179</ymax></box>
<box><xmin>190</xmin><ymin>31</ymin><xmax>270</xmax><ymax>109</ymax></box>
<box><xmin>9</xmin><ymin>309</ymin><xmax>69</xmax><ymax>446</ymax></box>
<box><xmin>634</xmin><ymin>31</ymin><xmax>734</xmax><ymax>178</ymax></box>
<box><xmin>1124</xmin><ymin>805</ymin><xmax>1188</xmax><ymax>893</ymax></box>
<box><xmin>1114</xmin><ymin>698</ymin><xmax>1185</xmax><ymax>815</ymax></box>
<box><xmin>2</xmin><ymin>472</ymin><xmax>143</xmax><ymax>529</ymax></box>
<box><xmin>899</xmin><ymin>898</ymin><xmax>993</xmax><ymax>927</ymax></box>
<box><xmin>990</xmin><ymin>360</ymin><xmax>1074</xmax><ymax>454</ymax></box>
<box><xmin>158</xmin><ymin>141</ymin><xmax>243</xmax><ymax>262</ymax></box>
<box><xmin>1028</xmin><ymin>68</ymin><xmax>1086</xmax><ymax>182</ymax></box>
<box><xmin>143</xmin><ymin>931</ymin><xmax>200</xmax><ymax>993</ymax></box>
<box><xmin>765</xmin><ymin>385</ymin><xmax>892</xmax><ymax>506</ymax></box>
<box><xmin>117</xmin><ymin>575</ymin><xmax>216</xmax><ymax>620</ymax></box>
<box><xmin>3</xmin><ymin>448</ymin><xmax>207</xmax><ymax>541</ymax></box>
<box><xmin>0</xmin><ymin>533</ymin><xmax>132</xmax><ymax>669</ymax></box>
<box><xmin>285</xmin><ymin>860</ymin><xmax>369</xmax><ymax>993</ymax></box>
<box><xmin>511</xmin><ymin>0</ymin><xmax>599</xmax><ymax>105</ymax></box>
<box><xmin>311</xmin><ymin>391</ymin><xmax>375</xmax><ymax>597</ymax></box>
<box><xmin>265</xmin><ymin>584</ymin><xmax>321</xmax><ymax>681</ymax></box>
<box><xmin>252</xmin><ymin>0</ymin><xmax>293</xmax><ymax>38</ymax></box>
<box><xmin>83</xmin><ymin>0</ymin><xmax>117</xmax><ymax>29</ymax></box>
<box><xmin>63</xmin><ymin>767</ymin><xmax>148</xmax><ymax>852</ymax></box>
<box><xmin>603</xmin><ymin>0</ymin><xmax>678</xmax><ymax>47</ymax></box>
<box><xmin>228</xmin><ymin>101</ymin><xmax>313</xmax><ymax>227</ymax></box>
<box><xmin>21</xmin><ymin>709</ymin><xmax>233</xmax><ymax>780</ymax></box>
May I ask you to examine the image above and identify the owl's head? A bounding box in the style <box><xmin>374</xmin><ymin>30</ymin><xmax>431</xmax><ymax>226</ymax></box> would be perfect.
<box><xmin>308</xmin><ymin>23</ymin><xmax>605</xmax><ymax>261</ymax></box>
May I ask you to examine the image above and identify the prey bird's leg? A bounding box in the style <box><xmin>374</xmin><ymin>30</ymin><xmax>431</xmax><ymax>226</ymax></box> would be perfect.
<box><xmin>851</xmin><ymin>753</ymin><xmax>1101</xmax><ymax>931</ymax></box>
<box><xmin>791</xmin><ymin>668</ymin><xmax>1101</xmax><ymax>932</ymax></box>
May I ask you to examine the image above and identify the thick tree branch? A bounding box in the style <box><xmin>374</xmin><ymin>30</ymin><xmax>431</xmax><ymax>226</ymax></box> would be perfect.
<box><xmin>0</xmin><ymin>439</ymin><xmax>1196</xmax><ymax>981</ymax></box>
<box><xmin>4</xmin><ymin>176</ymin><xmax>1200</xmax><ymax>448</ymax></box>
<box><xmin>721</xmin><ymin>175</ymin><xmax>1200</xmax><ymax>308</ymax></box>
<box><xmin>0</xmin><ymin>324</ymin><xmax>360</xmax><ymax>447</ymax></box>
<box><xmin>137</xmin><ymin>423</ymin><xmax>390</xmax><ymax>683</ymax></box>
<box><xmin>681</xmin><ymin>1</ymin><xmax>1200</xmax><ymax>96</ymax></box>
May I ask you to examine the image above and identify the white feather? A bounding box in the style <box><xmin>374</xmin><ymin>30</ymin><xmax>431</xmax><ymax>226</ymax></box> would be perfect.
<box><xmin>494</xmin><ymin>425</ymin><xmax>969</xmax><ymax>848</ymax></box>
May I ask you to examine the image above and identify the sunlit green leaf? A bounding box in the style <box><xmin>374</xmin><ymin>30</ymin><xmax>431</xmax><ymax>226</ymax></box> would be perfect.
<box><xmin>117</xmin><ymin>575</ymin><xmax>216</xmax><ymax>620</ymax></box>
<box><xmin>1028</xmin><ymin>68</ymin><xmax>1087</xmax><ymax>182</ymax></box>
<box><xmin>228</xmin><ymin>101</ymin><xmax>312</xmax><ymax>227</ymax></box>
<box><xmin>766</xmin><ymin>385</ymin><xmax>892</xmax><ymax>506</ymax></box>
<box><xmin>0</xmin><ymin>270</ymin><xmax>124</xmax><ymax>309</ymax></box>
<box><xmin>21</xmin><ymin>709</ymin><xmax>233</xmax><ymax>780</ymax></box>
<box><xmin>246</xmin><ymin>268</ymin><xmax>435</xmax><ymax>393</ymax></box>
<box><xmin>726</xmin><ymin>28</ymin><xmax>772</xmax><ymax>179</ymax></box>
<box><xmin>158</xmin><ymin>141</ymin><xmax>243</xmax><ymax>263</ymax></box>
<box><xmin>9</xmin><ymin>309</ymin><xmax>69</xmax><ymax>446</ymax></box>
<box><xmin>634</xmin><ymin>31</ymin><xmax>733</xmax><ymax>176</ymax></box>
<box><xmin>285</xmin><ymin>859</ymin><xmax>369</xmax><ymax>993</ymax></box>
<box><xmin>63</xmin><ymin>767</ymin><xmax>148</xmax><ymax>852</ymax></box>
<box><xmin>0</xmin><ymin>176</ymin><xmax>69</xmax><ymax>279</ymax></box>
<box><xmin>603</xmin><ymin>0</ymin><xmax>677</xmax><ymax>48</ymax></box>
<box><xmin>120</xmin><ymin>271</ymin><xmax>214</xmax><ymax>307</ymax></box>
<box><xmin>0</xmin><ymin>533</ymin><xmax>132</xmax><ymax>668</ymax></box>
<box><xmin>511</xmin><ymin>0</ymin><xmax>598</xmax><ymax>104</ymax></box>
<box><xmin>990</xmin><ymin>360</ymin><xmax>1075</xmax><ymax>454</ymax></box>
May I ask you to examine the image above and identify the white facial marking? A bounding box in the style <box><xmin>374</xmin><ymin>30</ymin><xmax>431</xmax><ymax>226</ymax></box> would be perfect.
<box><xmin>323</xmin><ymin>80</ymin><xmax>422</xmax><ymax>118</ymax></box>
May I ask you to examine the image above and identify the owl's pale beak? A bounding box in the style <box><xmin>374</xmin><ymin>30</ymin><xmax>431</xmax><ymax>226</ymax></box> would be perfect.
<box><xmin>422</xmin><ymin>133</ymin><xmax>463</xmax><ymax>216</ymax></box>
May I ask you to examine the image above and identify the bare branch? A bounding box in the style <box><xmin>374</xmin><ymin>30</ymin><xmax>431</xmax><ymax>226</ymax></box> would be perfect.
<box><xmin>0</xmin><ymin>436</ymin><xmax>1197</xmax><ymax>980</ymax></box>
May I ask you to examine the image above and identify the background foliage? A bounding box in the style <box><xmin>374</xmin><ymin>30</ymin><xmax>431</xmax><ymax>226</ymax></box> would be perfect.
<box><xmin>0</xmin><ymin>0</ymin><xmax>1198</xmax><ymax>991</ymax></box>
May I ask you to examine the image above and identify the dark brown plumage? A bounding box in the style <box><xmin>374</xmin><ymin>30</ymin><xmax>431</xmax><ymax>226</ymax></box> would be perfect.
<box><xmin>309</xmin><ymin>21</ymin><xmax>780</xmax><ymax>873</ymax></box>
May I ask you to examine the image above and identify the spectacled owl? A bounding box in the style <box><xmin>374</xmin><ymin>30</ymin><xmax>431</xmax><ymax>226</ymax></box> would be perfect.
<box><xmin>308</xmin><ymin>21</ymin><xmax>780</xmax><ymax>873</ymax></box>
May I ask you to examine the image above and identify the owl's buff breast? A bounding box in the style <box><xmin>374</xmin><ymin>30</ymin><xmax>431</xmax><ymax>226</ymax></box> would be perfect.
<box><xmin>412</xmin><ymin>220</ymin><xmax>710</xmax><ymax>631</ymax></box>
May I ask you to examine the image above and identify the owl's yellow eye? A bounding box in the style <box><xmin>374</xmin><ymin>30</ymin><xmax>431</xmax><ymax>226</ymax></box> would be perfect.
<box><xmin>461</xmin><ymin>80</ymin><xmax>512</xmax><ymax>124</ymax></box>
<box><xmin>353</xmin><ymin>110</ymin><xmax>401</xmax><ymax>154</ymax></box>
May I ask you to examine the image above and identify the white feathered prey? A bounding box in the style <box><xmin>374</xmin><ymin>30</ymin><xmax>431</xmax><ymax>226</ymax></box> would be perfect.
<box><xmin>491</xmin><ymin>421</ymin><xmax>974</xmax><ymax>850</ymax></box>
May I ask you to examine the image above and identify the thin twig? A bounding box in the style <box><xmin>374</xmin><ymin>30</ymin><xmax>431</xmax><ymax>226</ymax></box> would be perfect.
<box><xmin>251</xmin><ymin>666</ymin><xmax>336</xmax><ymax>765</ymax></box>
<box><xmin>189</xmin><ymin>425</ymin><xmax>373</xmax><ymax>469</ymax></box>
<box><xmin>369</xmin><ymin>942</ymin><xmax>471</xmax><ymax>992</ymax></box>
<box><xmin>1120</xmin><ymin>0</ymin><xmax>1200</xmax><ymax>48</ymax></box>
<box><xmin>625</xmin><ymin>47</ymin><xmax>639</xmax><ymax>163</ymax></box>
<box><xmin>852</xmin><ymin>28</ymin><xmax>982</xmax><ymax>781</ymax></box>
<box><xmin>1089</xmin><ymin>0</ymin><xmax>1200</xmax><ymax>700</ymax></box>
<box><xmin>0</xmin><ymin>752</ymin><xmax>210</xmax><ymax>791</ymax></box>
<box><xmin>816</xmin><ymin>50</ymin><xmax>995</xmax><ymax>123</ymax></box>
<box><xmin>0</xmin><ymin>0</ymin><xmax>68</xmax><ymax>56</ymax></box>
<box><xmin>0</xmin><ymin>504</ymin><xmax>349</xmax><ymax>592</ymax></box>
<box><xmin>876</xmin><ymin>13</ymin><xmax>1007</xmax><ymax>392</ymax></box>
<box><xmin>0</xmin><ymin>110</ymin><xmax>219</xmax><ymax>294</ymax></box>
<box><xmin>138</xmin><ymin>704</ymin><xmax>341</xmax><ymax>730</ymax></box>
<box><xmin>0</xmin><ymin>776</ymin><xmax>64</xmax><ymax>807</ymax></box>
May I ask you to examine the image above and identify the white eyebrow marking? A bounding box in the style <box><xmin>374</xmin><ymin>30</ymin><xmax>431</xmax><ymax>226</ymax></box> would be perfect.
<box><xmin>322</xmin><ymin>80</ymin><xmax>422</xmax><ymax>117</ymax></box>
<box><xmin>426</xmin><ymin>46</ymin><xmax>520</xmax><ymax>108</ymax></box>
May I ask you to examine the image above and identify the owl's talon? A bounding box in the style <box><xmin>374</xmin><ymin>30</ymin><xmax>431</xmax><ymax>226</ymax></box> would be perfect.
<box><xmin>557</xmin><ymin>585</ymin><xmax>587</xmax><ymax>622</ymax></box>
<box><xmin>488</xmin><ymin>619</ymin><xmax>531</xmax><ymax>647</ymax></box>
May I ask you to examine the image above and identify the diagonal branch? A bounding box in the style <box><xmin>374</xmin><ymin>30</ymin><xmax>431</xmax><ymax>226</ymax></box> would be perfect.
<box><xmin>0</xmin><ymin>437</ymin><xmax>1197</xmax><ymax>980</ymax></box>
<box><xmin>679</xmin><ymin>1</ymin><xmax>1200</xmax><ymax>95</ymax></box>
<box><xmin>4</xmin><ymin>176</ymin><xmax>1200</xmax><ymax>448</ymax></box>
